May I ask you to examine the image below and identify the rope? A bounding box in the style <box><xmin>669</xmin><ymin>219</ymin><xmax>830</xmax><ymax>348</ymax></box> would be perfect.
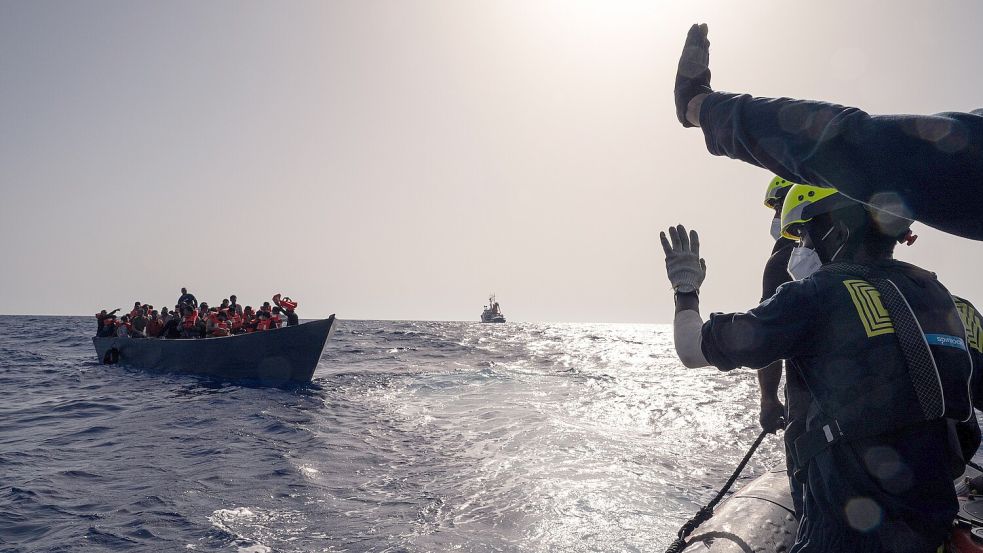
<box><xmin>663</xmin><ymin>429</ymin><xmax>769</xmax><ymax>553</ymax></box>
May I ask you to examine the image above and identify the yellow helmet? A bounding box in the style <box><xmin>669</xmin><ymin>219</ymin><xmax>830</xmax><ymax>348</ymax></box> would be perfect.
<box><xmin>780</xmin><ymin>184</ymin><xmax>856</xmax><ymax>240</ymax></box>
<box><xmin>764</xmin><ymin>176</ymin><xmax>796</xmax><ymax>209</ymax></box>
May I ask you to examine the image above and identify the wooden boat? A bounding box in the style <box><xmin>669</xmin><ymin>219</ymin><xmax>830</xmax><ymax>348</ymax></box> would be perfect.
<box><xmin>92</xmin><ymin>315</ymin><xmax>337</xmax><ymax>386</ymax></box>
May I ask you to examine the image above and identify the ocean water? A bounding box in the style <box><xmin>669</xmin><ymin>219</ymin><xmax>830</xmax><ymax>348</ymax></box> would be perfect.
<box><xmin>0</xmin><ymin>316</ymin><xmax>784</xmax><ymax>552</ymax></box>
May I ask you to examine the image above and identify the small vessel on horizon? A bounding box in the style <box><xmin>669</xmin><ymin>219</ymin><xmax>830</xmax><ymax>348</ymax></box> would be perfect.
<box><xmin>480</xmin><ymin>294</ymin><xmax>506</xmax><ymax>323</ymax></box>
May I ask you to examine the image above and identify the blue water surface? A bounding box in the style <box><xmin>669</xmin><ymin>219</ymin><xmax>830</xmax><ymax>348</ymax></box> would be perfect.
<box><xmin>0</xmin><ymin>316</ymin><xmax>781</xmax><ymax>552</ymax></box>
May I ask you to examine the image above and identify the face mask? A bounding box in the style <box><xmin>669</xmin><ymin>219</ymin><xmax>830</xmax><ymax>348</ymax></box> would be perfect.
<box><xmin>770</xmin><ymin>217</ymin><xmax>783</xmax><ymax>241</ymax></box>
<box><xmin>787</xmin><ymin>246</ymin><xmax>823</xmax><ymax>280</ymax></box>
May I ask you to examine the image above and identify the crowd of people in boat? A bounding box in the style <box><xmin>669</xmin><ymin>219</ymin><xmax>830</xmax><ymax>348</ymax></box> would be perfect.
<box><xmin>94</xmin><ymin>288</ymin><xmax>300</xmax><ymax>339</ymax></box>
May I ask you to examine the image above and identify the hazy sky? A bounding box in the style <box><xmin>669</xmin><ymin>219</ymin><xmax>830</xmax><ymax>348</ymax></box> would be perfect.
<box><xmin>3</xmin><ymin>1</ymin><xmax>982</xmax><ymax>322</ymax></box>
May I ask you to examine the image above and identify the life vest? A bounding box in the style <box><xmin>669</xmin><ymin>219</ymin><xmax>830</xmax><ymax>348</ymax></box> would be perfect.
<box><xmin>182</xmin><ymin>311</ymin><xmax>198</xmax><ymax>329</ymax></box>
<box><xmin>230</xmin><ymin>313</ymin><xmax>242</xmax><ymax>331</ymax></box>
<box><xmin>255</xmin><ymin>318</ymin><xmax>271</xmax><ymax>331</ymax></box>
<box><xmin>273</xmin><ymin>294</ymin><xmax>298</xmax><ymax>311</ymax></box>
<box><xmin>793</xmin><ymin>262</ymin><xmax>979</xmax><ymax>472</ymax></box>
<box><xmin>271</xmin><ymin>314</ymin><xmax>282</xmax><ymax>328</ymax></box>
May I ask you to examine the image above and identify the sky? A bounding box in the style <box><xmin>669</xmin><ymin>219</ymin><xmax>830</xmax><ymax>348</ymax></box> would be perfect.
<box><xmin>2</xmin><ymin>0</ymin><xmax>982</xmax><ymax>322</ymax></box>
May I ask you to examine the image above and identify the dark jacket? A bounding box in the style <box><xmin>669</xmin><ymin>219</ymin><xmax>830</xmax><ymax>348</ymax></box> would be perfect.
<box><xmin>699</xmin><ymin>93</ymin><xmax>983</xmax><ymax>240</ymax></box>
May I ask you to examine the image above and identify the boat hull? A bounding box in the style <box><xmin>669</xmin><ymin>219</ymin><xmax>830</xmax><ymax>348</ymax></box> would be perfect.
<box><xmin>682</xmin><ymin>467</ymin><xmax>797</xmax><ymax>552</ymax></box>
<box><xmin>681</xmin><ymin>464</ymin><xmax>983</xmax><ymax>552</ymax></box>
<box><xmin>92</xmin><ymin>315</ymin><xmax>336</xmax><ymax>385</ymax></box>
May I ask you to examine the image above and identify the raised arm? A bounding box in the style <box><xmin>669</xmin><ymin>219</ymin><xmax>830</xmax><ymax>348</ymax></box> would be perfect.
<box><xmin>661</xmin><ymin>224</ymin><xmax>710</xmax><ymax>368</ymax></box>
<box><xmin>673</xmin><ymin>24</ymin><xmax>983</xmax><ymax>241</ymax></box>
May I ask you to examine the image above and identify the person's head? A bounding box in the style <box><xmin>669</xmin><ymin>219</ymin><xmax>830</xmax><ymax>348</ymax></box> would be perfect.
<box><xmin>134</xmin><ymin>301</ymin><xmax>141</xmax><ymax>308</ymax></box>
<box><xmin>161</xmin><ymin>307</ymin><xmax>169</xmax><ymax>316</ymax></box>
<box><xmin>218</xmin><ymin>312</ymin><xmax>227</xmax><ymax>321</ymax></box>
<box><xmin>221</xmin><ymin>299</ymin><xmax>230</xmax><ymax>308</ymax></box>
<box><xmin>230</xmin><ymin>294</ymin><xmax>237</xmax><ymax>303</ymax></box>
<box><xmin>138</xmin><ymin>308</ymin><xmax>146</xmax><ymax>316</ymax></box>
<box><xmin>181</xmin><ymin>287</ymin><xmax>187</xmax><ymax>294</ymax></box>
<box><xmin>99</xmin><ymin>309</ymin><xmax>107</xmax><ymax>315</ymax></box>
<box><xmin>245</xmin><ymin>306</ymin><xmax>254</xmax><ymax>314</ymax></box>
<box><xmin>781</xmin><ymin>184</ymin><xmax>912</xmax><ymax>265</ymax></box>
<box><xmin>272</xmin><ymin>306</ymin><xmax>282</xmax><ymax>314</ymax></box>
<box><xmin>121</xmin><ymin>314</ymin><xmax>129</xmax><ymax>322</ymax></box>
<box><xmin>764</xmin><ymin>176</ymin><xmax>796</xmax><ymax>239</ymax></box>
<box><xmin>151</xmin><ymin>310</ymin><xmax>159</xmax><ymax>318</ymax></box>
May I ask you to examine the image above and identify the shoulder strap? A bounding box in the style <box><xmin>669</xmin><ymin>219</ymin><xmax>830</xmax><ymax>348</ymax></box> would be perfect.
<box><xmin>821</xmin><ymin>262</ymin><xmax>944</xmax><ymax>419</ymax></box>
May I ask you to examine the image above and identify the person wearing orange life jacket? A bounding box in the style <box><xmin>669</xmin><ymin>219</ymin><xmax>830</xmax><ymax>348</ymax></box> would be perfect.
<box><xmin>273</xmin><ymin>294</ymin><xmax>300</xmax><ymax>326</ymax></box>
<box><xmin>241</xmin><ymin>306</ymin><xmax>256</xmax><ymax>332</ymax></box>
<box><xmin>180</xmin><ymin>306</ymin><xmax>199</xmax><ymax>338</ymax></box>
<box><xmin>116</xmin><ymin>315</ymin><xmax>132</xmax><ymax>338</ymax></box>
<box><xmin>228</xmin><ymin>309</ymin><xmax>243</xmax><ymax>334</ymax></box>
<box><xmin>254</xmin><ymin>311</ymin><xmax>273</xmax><ymax>331</ymax></box>
<box><xmin>209</xmin><ymin>311</ymin><xmax>231</xmax><ymax>337</ymax></box>
<box><xmin>95</xmin><ymin>308</ymin><xmax>121</xmax><ymax>335</ymax></box>
<box><xmin>205</xmin><ymin>309</ymin><xmax>221</xmax><ymax>337</ymax></box>
<box><xmin>129</xmin><ymin>301</ymin><xmax>142</xmax><ymax>319</ymax></box>
<box><xmin>270</xmin><ymin>307</ymin><xmax>284</xmax><ymax>329</ymax></box>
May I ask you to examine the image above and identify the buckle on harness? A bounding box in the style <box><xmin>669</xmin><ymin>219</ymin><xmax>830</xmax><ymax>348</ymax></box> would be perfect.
<box><xmin>793</xmin><ymin>419</ymin><xmax>845</xmax><ymax>478</ymax></box>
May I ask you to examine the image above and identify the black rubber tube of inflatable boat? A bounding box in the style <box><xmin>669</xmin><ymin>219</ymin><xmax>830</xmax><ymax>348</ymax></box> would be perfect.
<box><xmin>664</xmin><ymin>429</ymin><xmax>769</xmax><ymax>553</ymax></box>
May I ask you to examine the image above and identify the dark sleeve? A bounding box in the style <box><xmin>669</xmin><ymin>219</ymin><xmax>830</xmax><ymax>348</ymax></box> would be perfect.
<box><xmin>761</xmin><ymin>240</ymin><xmax>794</xmax><ymax>302</ymax></box>
<box><xmin>701</xmin><ymin>279</ymin><xmax>819</xmax><ymax>371</ymax></box>
<box><xmin>699</xmin><ymin>93</ymin><xmax>983</xmax><ymax>240</ymax></box>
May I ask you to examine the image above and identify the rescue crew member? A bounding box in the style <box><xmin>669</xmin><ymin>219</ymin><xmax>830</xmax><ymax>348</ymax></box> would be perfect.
<box><xmin>673</xmin><ymin>24</ymin><xmax>983</xmax><ymax>241</ymax></box>
<box><xmin>756</xmin><ymin>176</ymin><xmax>807</xmax><ymax>519</ymax></box>
<box><xmin>660</xmin><ymin>186</ymin><xmax>983</xmax><ymax>552</ymax></box>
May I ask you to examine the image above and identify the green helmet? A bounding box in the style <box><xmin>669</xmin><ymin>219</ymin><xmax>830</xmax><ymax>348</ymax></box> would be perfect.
<box><xmin>780</xmin><ymin>184</ymin><xmax>856</xmax><ymax>240</ymax></box>
<box><xmin>764</xmin><ymin>176</ymin><xmax>796</xmax><ymax>209</ymax></box>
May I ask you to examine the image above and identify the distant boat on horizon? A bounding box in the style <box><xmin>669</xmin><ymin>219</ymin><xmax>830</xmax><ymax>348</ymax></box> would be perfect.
<box><xmin>480</xmin><ymin>294</ymin><xmax>506</xmax><ymax>323</ymax></box>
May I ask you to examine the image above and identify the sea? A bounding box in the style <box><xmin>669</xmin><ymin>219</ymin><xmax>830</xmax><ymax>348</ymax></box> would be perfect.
<box><xmin>0</xmin><ymin>316</ymin><xmax>786</xmax><ymax>553</ymax></box>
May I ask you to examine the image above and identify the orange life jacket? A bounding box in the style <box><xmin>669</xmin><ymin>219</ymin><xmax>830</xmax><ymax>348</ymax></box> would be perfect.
<box><xmin>182</xmin><ymin>311</ymin><xmax>198</xmax><ymax>329</ymax></box>
<box><xmin>255</xmin><ymin>318</ymin><xmax>271</xmax><ymax>331</ymax></box>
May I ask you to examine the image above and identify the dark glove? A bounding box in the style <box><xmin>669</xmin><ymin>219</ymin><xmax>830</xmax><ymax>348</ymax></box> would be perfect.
<box><xmin>674</xmin><ymin>23</ymin><xmax>712</xmax><ymax>127</ymax></box>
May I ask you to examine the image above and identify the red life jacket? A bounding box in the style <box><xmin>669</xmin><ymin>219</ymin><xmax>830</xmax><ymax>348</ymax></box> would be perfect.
<box><xmin>182</xmin><ymin>311</ymin><xmax>198</xmax><ymax>329</ymax></box>
<box><xmin>255</xmin><ymin>318</ymin><xmax>271</xmax><ymax>331</ymax></box>
<box><xmin>217</xmin><ymin>320</ymin><xmax>229</xmax><ymax>330</ymax></box>
<box><xmin>274</xmin><ymin>294</ymin><xmax>298</xmax><ymax>310</ymax></box>
<box><xmin>271</xmin><ymin>315</ymin><xmax>282</xmax><ymax>328</ymax></box>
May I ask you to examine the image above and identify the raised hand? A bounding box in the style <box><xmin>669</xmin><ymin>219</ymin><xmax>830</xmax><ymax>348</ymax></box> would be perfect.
<box><xmin>674</xmin><ymin>23</ymin><xmax>712</xmax><ymax>127</ymax></box>
<box><xmin>660</xmin><ymin>224</ymin><xmax>706</xmax><ymax>294</ymax></box>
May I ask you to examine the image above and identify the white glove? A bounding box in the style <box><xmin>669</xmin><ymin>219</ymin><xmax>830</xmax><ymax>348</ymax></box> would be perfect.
<box><xmin>660</xmin><ymin>224</ymin><xmax>706</xmax><ymax>294</ymax></box>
